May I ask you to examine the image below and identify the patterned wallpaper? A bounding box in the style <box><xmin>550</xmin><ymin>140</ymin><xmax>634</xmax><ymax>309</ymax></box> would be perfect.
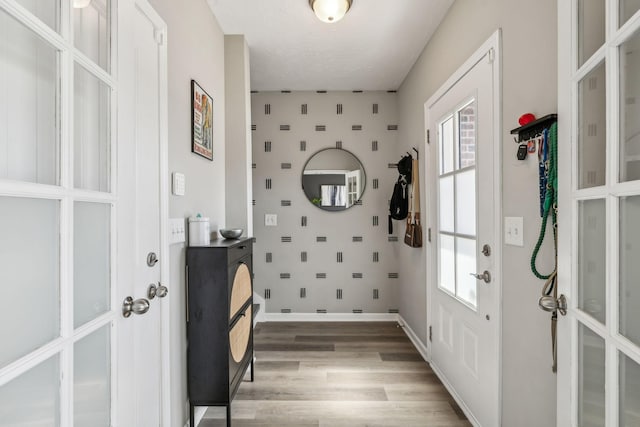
<box><xmin>251</xmin><ymin>91</ymin><xmax>402</xmax><ymax>314</ymax></box>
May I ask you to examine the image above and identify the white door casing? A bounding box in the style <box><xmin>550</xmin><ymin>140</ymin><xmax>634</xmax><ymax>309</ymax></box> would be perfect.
<box><xmin>425</xmin><ymin>30</ymin><xmax>502</xmax><ymax>427</ymax></box>
<box><xmin>557</xmin><ymin>1</ymin><xmax>640</xmax><ymax>426</ymax></box>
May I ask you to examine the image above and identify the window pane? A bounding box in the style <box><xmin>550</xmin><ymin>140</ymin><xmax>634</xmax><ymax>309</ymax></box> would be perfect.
<box><xmin>74</xmin><ymin>202</ymin><xmax>110</xmax><ymax>327</ymax></box>
<box><xmin>439</xmin><ymin>176</ymin><xmax>454</xmax><ymax>233</ymax></box>
<box><xmin>0</xmin><ymin>197</ymin><xmax>59</xmax><ymax>368</ymax></box>
<box><xmin>440</xmin><ymin>116</ymin><xmax>454</xmax><ymax>174</ymax></box>
<box><xmin>14</xmin><ymin>0</ymin><xmax>59</xmax><ymax>32</ymax></box>
<box><xmin>620</xmin><ymin>196</ymin><xmax>640</xmax><ymax>346</ymax></box>
<box><xmin>0</xmin><ymin>10</ymin><xmax>59</xmax><ymax>186</ymax></box>
<box><xmin>578</xmin><ymin>0</ymin><xmax>605</xmax><ymax>67</ymax></box>
<box><xmin>620</xmin><ymin>29</ymin><xmax>640</xmax><ymax>182</ymax></box>
<box><xmin>456</xmin><ymin>237</ymin><xmax>477</xmax><ymax>307</ymax></box>
<box><xmin>578</xmin><ymin>325</ymin><xmax>606</xmax><ymax>427</ymax></box>
<box><xmin>458</xmin><ymin>100</ymin><xmax>476</xmax><ymax>168</ymax></box>
<box><xmin>74</xmin><ymin>326</ymin><xmax>111</xmax><ymax>426</ymax></box>
<box><xmin>620</xmin><ymin>0</ymin><xmax>640</xmax><ymax>27</ymax></box>
<box><xmin>439</xmin><ymin>234</ymin><xmax>455</xmax><ymax>294</ymax></box>
<box><xmin>0</xmin><ymin>355</ymin><xmax>60</xmax><ymax>426</ymax></box>
<box><xmin>619</xmin><ymin>352</ymin><xmax>640</xmax><ymax>426</ymax></box>
<box><xmin>577</xmin><ymin>199</ymin><xmax>606</xmax><ymax>324</ymax></box>
<box><xmin>578</xmin><ymin>62</ymin><xmax>607</xmax><ymax>189</ymax></box>
<box><xmin>74</xmin><ymin>64</ymin><xmax>111</xmax><ymax>192</ymax></box>
<box><xmin>74</xmin><ymin>0</ymin><xmax>111</xmax><ymax>72</ymax></box>
<box><xmin>455</xmin><ymin>169</ymin><xmax>476</xmax><ymax>236</ymax></box>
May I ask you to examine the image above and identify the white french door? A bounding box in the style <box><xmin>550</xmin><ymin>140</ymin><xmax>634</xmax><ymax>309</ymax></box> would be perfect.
<box><xmin>425</xmin><ymin>31</ymin><xmax>501</xmax><ymax>427</ymax></box>
<box><xmin>558</xmin><ymin>1</ymin><xmax>640</xmax><ymax>426</ymax></box>
<box><xmin>0</xmin><ymin>0</ymin><xmax>169</xmax><ymax>425</ymax></box>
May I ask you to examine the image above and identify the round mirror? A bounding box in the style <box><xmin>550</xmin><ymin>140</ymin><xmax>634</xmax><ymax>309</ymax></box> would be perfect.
<box><xmin>301</xmin><ymin>148</ymin><xmax>366</xmax><ymax>211</ymax></box>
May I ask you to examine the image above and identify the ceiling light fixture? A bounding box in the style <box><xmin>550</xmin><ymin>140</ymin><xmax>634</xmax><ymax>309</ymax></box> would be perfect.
<box><xmin>73</xmin><ymin>0</ymin><xmax>92</xmax><ymax>8</ymax></box>
<box><xmin>309</xmin><ymin>0</ymin><xmax>352</xmax><ymax>23</ymax></box>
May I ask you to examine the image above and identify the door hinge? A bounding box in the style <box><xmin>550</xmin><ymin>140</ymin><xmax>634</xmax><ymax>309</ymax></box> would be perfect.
<box><xmin>429</xmin><ymin>325</ymin><xmax>432</xmax><ymax>342</ymax></box>
<box><xmin>428</xmin><ymin>228</ymin><xmax>432</xmax><ymax>242</ymax></box>
<box><xmin>488</xmin><ymin>48</ymin><xmax>495</xmax><ymax>63</ymax></box>
<box><xmin>427</xmin><ymin>129</ymin><xmax>431</xmax><ymax>144</ymax></box>
<box><xmin>154</xmin><ymin>29</ymin><xmax>164</xmax><ymax>46</ymax></box>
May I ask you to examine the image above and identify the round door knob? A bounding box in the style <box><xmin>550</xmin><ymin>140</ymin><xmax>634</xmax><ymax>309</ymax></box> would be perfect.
<box><xmin>122</xmin><ymin>296</ymin><xmax>150</xmax><ymax>318</ymax></box>
<box><xmin>156</xmin><ymin>283</ymin><xmax>168</xmax><ymax>298</ymax></box>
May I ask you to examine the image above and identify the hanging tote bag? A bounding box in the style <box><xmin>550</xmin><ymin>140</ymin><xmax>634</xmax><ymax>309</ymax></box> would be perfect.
<box><xmin>404</xmin><ymin>159</ymin><xmax>423</xmax><ymax>248</ymax></box>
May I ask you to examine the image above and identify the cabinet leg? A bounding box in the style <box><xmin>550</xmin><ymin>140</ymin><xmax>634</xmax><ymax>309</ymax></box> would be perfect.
<box><xmin>226</xmin><ymin>404</ymin><xmax>232</xmax><ymax>427</ymax></box>
<box><xmin>190</xmin><ymin>404</ymin><xmax>195</xmax><ymax>427</ymax></box>
<box><xmin>251</xmin><ymin>356</ymin><xmax>255</xmax><ymax>382</ymax></box>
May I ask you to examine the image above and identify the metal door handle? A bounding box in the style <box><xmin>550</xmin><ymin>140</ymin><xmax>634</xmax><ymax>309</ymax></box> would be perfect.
<box><xmin>470</xmin><ymin>271</ymin><xmax>491</xmax><ymax>283</ymax></box>
<box><xmin>122</xmin><ymin>296</ymin><xmax>150</xmax><ymax>318</ymax></box>
<box><xmin>539</xmin><ymin>294</ymin><xmax>567</xmax><ymax>316</ymax></box>
<box><xmin>148</xmin><ymin>282</ymin><xmax>168</xmax><ymax>299</ymax></box>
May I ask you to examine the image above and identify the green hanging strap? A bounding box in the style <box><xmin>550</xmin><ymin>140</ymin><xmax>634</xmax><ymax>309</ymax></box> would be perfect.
<box><xmin>531</xmin><ymin>123</ymin><xmax>558</xmax><ymax>280</ymax></box>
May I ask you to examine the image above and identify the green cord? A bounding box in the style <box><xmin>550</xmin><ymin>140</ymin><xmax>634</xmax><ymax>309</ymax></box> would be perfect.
<box><xmin>531</xmin><ymin>123</ymin><xmax>558</xmax><ymax>280</ymax></box>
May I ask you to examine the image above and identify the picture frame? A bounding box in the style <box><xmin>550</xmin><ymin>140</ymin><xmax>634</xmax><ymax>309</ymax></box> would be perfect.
<box><xmin>191</xmin><ymin>80</ymin><xmax>213</xmax><ymax>160</ymax></box>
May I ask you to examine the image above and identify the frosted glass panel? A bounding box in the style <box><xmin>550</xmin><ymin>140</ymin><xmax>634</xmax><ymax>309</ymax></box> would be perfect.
<box><xmin>578</xmin><ymin>0</ymin><xmax>605</xmax><ymax>67</ymax></box>
<box><xmin>0</xmin><ymin>10</ymin><xmax>59</xmax><ymax>186</ymax></box>
<box><xmin>14</xmin><ymin>0</ymin><xmax>59</xmax><ymax>32</ymax></box>
<box><xmin>458</xmin><ymin>100</ymin><xmax>476</xmax><ymax>169</ymax></box>
<box><xmin>74</xmin><ymin>202</ymin><xmax>110</xmax><ymax>327</ymax></box>
<box><xmin>439</xmin><ymin>176</ymin><xmax>454</xmax><ymax>233</ymax></box>
<box><xmin>621</xmin><ymin>0</ymin><xmax>640</xmax><ymax>27</ymax></box>
<box><xmin>577</xmin><ymin>199</ymin><xmax>606</xmax><ymax>324</ymax></box>
<box><xmin>620</xmin><ymin>352</ymin><xmax>640</xmax><ymax>426</ymax></box>
<box><xmin>620</xmin><ymin>29</ymin><xmax>640</xmax><ymax>182</ymax></box>
<box><xmin>455</xmin><ymin>170</ymin><xmax>476</xmax><ymax>236</ymax></box>
<box><xmin>74</xmin><ymin>326</ymin><xmax>111</xmax><ymax>426</ymax></box>
<box><xmin>440</xmin><ymin>116</ymin><xmax>454</xmax><ymax>174</ymax></box>
<box><xmin>0</xmin><ymin>355</ymin><xmax>59</xmax><ymax>426</ymax></box>
<box><xmin>74</xmin><ymin>64</ymin><xmax>111</xmax><ymax>192</ymax></box>
<box><xmin>620</xmin><ymin>196</ymin><xmax>640</xmax><ymax>346</ymax></box>
<box><xmin>578</xmin><ymin>62</ymin><xmax>607</xmax><ymax>189</ymax></box>
<box><xmin>439</xmin><ymin>234</ymin><xmax>455</xmax><ymax>294</ymax></box>
<box><xmin>578</xmin><ymin>325</ymin><xmax>606</xmax><ymax>427</ymax></box>
<box><xmin>0</xmin><ymin>197</ymin><xmax>59</xmax><ymax>368</ymax></box>
<box><xmin>456</xmin><ymin>237</ymin><xmax>477</xmax><ymax>307</ymax></box>
<box><xmin>74</xmin><ymin>0</ymin><xmax>111</xmax><ymax>72</ymax></box>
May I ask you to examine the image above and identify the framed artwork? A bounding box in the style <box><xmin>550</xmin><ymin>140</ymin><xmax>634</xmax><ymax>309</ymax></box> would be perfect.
<box><xmin>191</xmin><ymin>80</ymin><xmax>213</xmax><ymax>160</ymax></box>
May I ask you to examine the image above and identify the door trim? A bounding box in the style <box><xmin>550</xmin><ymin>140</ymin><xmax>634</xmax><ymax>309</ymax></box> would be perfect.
<box><xmin>423</xmin><ymin>29</ymin><xmax>502</xmax><ymax>427</ymax></box>
<box><xmin>131</xmin><ymin>1</ymin><xmax>171</xmax><ymax>425</ymax></box>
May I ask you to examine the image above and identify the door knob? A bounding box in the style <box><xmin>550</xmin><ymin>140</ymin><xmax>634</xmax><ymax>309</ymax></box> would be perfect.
<box><xmin>470</xmin><ymin>271</ymin><xmax>491</xmax><ymax>283</ymax></box>
<box><xmin>539</xmin><ymin>294</ymin><xmax>567</xmax><ymax>316</ymax></box>
<box><xmin>148</xmin><ymin>282</ymin><xmax>168</xmax><ymax>299</ymax></box>
<box><xmin>122</xmin><ymin>296</ymin><xmax>150</xmax><ymax>318</ymax></box>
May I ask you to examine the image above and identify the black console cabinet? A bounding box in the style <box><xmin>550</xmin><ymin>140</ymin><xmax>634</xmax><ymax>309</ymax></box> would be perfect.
<box><xmin>186</xmin><ymin>238</ymin><xmax>254</xmax><ymax>427</ymax></box>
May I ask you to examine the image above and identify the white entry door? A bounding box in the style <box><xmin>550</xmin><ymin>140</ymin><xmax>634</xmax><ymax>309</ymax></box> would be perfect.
<box><xmin>117</xmin><ymin>0</ymin><xmax>169</xmax><ymax>425</ymax></box>
<box><xmin>557</xmin><ymin>1</ymin><xmax>640</xmax><ymax>426</ymax></box>
<box><xmin>425</xmin><ymin>31</ymin><xmax>501</xmax><ymax>427</ymax></box>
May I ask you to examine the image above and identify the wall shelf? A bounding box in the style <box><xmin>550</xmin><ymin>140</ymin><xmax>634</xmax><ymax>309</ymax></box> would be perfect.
<box><xmin>510</xmin><ymin>114</ymin><xmax>557</xmax><ymax>143</ymax></box>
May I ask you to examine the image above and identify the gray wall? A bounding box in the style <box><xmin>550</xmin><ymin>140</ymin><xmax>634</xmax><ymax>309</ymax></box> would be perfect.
<box><xmin>148</xmin><ymin>0</ymin><xmax>226</xmax><ymax>425</ymax></box>
<box><xmin>251</xmin><ymin>91</ymin><xmax>401</xmax><ymax>314</ymax></box>
<box><xmin>396</xmin><ymin>0</ymin><xmax>558</xmax><ymax>425</ymax></box>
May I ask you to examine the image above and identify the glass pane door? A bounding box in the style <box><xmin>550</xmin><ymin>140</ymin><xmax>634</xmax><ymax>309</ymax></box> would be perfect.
<box><xmin>566</xmin><ymin>0</ymin><xmax>640</xmax><ymax>425</ymax></box>
<box><xmin>0</xmin><ymin>1</ymin><xmax>115</xmax><ymax>425</ymax></box>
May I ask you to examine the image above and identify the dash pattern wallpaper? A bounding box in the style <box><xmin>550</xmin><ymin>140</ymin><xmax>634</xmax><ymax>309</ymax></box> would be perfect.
<box><xmin>251</xmin><ymin>91</ymin><xmax>405</xmax><ymax>314</ymax></box>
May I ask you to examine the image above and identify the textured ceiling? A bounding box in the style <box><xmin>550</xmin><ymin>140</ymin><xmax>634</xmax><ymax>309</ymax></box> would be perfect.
<box><xmin>207</xmin><ymin>0</ymin><xmax>454</xmax><ymax>91</ymax></box>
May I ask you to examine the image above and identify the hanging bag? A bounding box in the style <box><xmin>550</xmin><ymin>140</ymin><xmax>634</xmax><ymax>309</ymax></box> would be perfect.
<box><xmin>388</xmin><ymin>176</ymin><xmax>408</xmax><ymax>234</ymax></box>
<box><xmin>404</xmin><ymin>159</ymin><xmax>423</xmax><ymax>248</ymax></box>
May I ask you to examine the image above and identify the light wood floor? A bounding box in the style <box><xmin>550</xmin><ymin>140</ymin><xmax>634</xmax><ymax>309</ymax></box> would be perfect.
<box><xmin>201</xmin><ymin>322</ymin><xmax>471</xmax><ymax>427</ymax></box>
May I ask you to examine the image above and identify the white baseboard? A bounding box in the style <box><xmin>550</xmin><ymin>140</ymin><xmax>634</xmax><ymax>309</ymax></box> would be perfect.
<box><xmin>430</xmin><ymin>362</ymin><xmax>481</xmax><ymax>427</ymax></box>
<box><xmin>397</xmin><ymin>315</ymin><xmax>429</xmax><ymax>362</ymax></box>
<box><xmin>253</xmin><ymin>292</ymin><xmax>266</xmax><ymax>325</ymax></box>
<box><xmin>184</xmin><ymin>406</ymin><xmax>207</xmax><ymax>427</ymax></box>
<box><xmin>262</xmin><ymin>312</ymin><xmax>400</xmax><ymax>322</ymax></box>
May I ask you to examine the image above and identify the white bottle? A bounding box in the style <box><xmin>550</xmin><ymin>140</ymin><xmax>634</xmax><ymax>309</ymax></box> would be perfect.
<box><xmin>188</xmin><ymin>215</ymin><xmax>210</xmax><ymax>246</ymax></box>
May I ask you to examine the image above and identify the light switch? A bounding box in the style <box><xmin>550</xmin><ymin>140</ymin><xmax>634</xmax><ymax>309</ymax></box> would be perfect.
<box><xmin>504</xmin><ymin>216</ymin><xmax>524</xmax><ymax>247</ymax></box>
<box><xmin>169</xmin><ymin>218</ymin><xmax>186</xmax><ymax>245</ymax></box>
<box><xmin>172</xmin><ymin>172</ymin><xmax>185</xmax><ymax>196</ymax></box>
<box><xmin>265</xmin><ymin>214</ymin><xmax>277</xmax><ymax>227</ymax></box>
